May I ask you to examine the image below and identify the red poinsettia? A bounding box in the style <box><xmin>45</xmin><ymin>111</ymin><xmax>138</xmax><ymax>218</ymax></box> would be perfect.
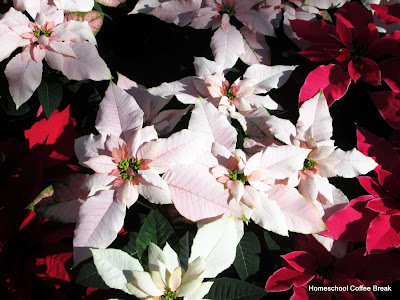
<box><xmin>292</xmin><ymin>2</ymin><xmax>400</xmax><ymax>105</ymax></box>
<box><xmin>322</xmin><ymin>127</ymin><xmax>400</xmax><ymax>254</ymax></box>
<box><xmin>265</xmin><ymin>234</ymin><xmax>400</xmax><ymax>300</ymax></box>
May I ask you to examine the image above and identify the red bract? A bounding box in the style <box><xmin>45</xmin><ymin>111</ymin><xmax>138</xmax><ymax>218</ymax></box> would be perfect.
<box><xmin>265</xmin><ymin>235</ymin><xmax>376</xmax><ymax>300</ymax></box>
<box><xmin>371</xmin><ymin>4</ymin><xmax>400</xmax><ymax>25</ymax></box>
<box><xmin>291</xmin><ymin>2</ymin><xmax>400</xmax><ymax>88</ymax></box>
<box><xmin>322</xmin><ymin>127</ymin><xmax>400</xmax><ymax>253</ymax></box>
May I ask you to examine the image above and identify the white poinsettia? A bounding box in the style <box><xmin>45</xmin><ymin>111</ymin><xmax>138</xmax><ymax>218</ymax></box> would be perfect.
<box><xmin>92</xmin><ymin>244</ymin><xmax>212</xmax><ymax>300</ymax></box>
<box><xmin>92</xmin><ymin>217</ymin><xmax>241</xmax><ymax>299</ymax></box>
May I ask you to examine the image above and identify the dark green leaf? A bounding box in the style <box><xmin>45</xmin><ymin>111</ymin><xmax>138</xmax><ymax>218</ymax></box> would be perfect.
<box><xmin>121</xmin><ymin>232</ymin><xmax>139</xmax><ymax>257</ymax></box>
<box><xmin>136</xmin><ymin>210</ymin><xmax>174</xmax><ymax>259</ymax></box>
<box><xmin>264</xmin><ymin>231</ymin><xmax>280</xmax><ymax>251</ymax></box>
<box><xmin>75</xmin><ymin>259</ymin><xmax>109</xmax><ymax>289</ymax></box>
<box><xmin>233</xmin><ymin>232</ymin><xmax>261</xmax><ymax>280</ymax></box>
<box><xmin>206</xmin><ymin>278</ymin><xmax>267</xmax><ymax>300</ymax></box>
<box><xmin>179</xmin><ymin>231</ymin><xmax>194</xmax><ymax>271</ymax></box>
<box><xmin>37</xmin><ymin>80</ymin><xmax>63</xmax><ymax>119</ymax></box>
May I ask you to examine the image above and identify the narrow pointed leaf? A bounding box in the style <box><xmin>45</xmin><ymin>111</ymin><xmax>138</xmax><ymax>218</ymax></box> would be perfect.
<box><xmin>233</xmin><ymin>232</ymin><xmax>261</xmax><ymax>281</ymax></box>
<box><xmin>37</xmin><ymin>79</ymin><xmax>63</xmax><ymax>119</ymax></box>
<box><xmin>136</xmin><ymin>210</ymin><xmax>175</xmax><ymax>259</ymax></box>
<box><xmin>206</xmin><ymin>278</ymin><xmax>267</xmax><ymax>300</ymax></box>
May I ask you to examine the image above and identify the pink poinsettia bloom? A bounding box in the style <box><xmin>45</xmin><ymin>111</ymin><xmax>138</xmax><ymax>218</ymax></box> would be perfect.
<box><xmin>0</xmin><ymin>7</ymin><xmax>110</xmax><ymax>108</ymax></box>
<box><xmin>291</xmin><ymin>1</ymin><xmax>400</xmax><ymax>86</ymax></box>
<box><xmin>75</xmin><ymin>84</ymin><xmax>171</xmax><ymax>208</ymax></box>
<box><xmin>322</xmin><ymin>127</ymin><xmax>400</xmax><ymax>254</ymax></box>
<box><xmin>265</xmin><ymin>234</ymin><xmax>400</xmax><ymax>300</ymax></box>
<box><xmin>265</xmin><ymin>92</ymin><xmax>377</xmax><ymax>246</ymax></box>
<box><xmin>149</xmin><ymin>57</ymin><xmax>295</xmax><ymax>116</ymax></box>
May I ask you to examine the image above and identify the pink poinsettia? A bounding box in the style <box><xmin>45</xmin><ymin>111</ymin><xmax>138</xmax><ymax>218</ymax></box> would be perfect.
<box><xmin>266</xmin><ymin>93</ymin><xmax>377</xmax><ymax>208</ymax></box>
<box><xmin>75</xmin><ymin>84</ymin><xmax>171</xmax><ymax>208</ymax></box>
<box><xmin>0</xmin><ymin>7</ymin><xmax>110</xmax><ymax>108</ymax></box>
<box><xmin>265</xmin><ymin>234</ymin><xmax>400</xmax><ymax>300</ymax></box>
<box><xmin>291</xmin><ymin>2</ymin><xmax>400</xmax><ymax>89</ymax></box>
<box><xmin>322</xmin><ymin>127</ymin><xmax>400</xmax><ymax>254</ymax></box>
<box><xmin>149</xmin><ymin>57</ymin><xmax>295</xmax><ymax>116</ymax></box>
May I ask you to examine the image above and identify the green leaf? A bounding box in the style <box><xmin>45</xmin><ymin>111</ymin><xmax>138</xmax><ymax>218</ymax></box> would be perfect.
<box><xmin>233</xmin><ymin>232</ymin><xmax>261</xmax><ymax>280</ymax></box>
<box><xmin>37</xmin><ymin>80</ymin><xmax>63</xmax><ymax>119</ymax></box>
<box><xmin>121</xmin><ymin>232</ymin><xmax>139</xmax><ymax>257</ymax></box>
<box><xmin>179</xmin><ymin>231</ymin><xmax>194</xmax><ymax>271</ymax></box>
<box><xmin>206</xmin><ymin>278</ymin><xmax>267</xmax><ymax>300</ymax></box>
<box><xmin>75</xmin><ymin>259</ymin><xmax>109</xmax><ymax>289</ymax></box>
<box><xmin>264</xmin><ymin>231</ymin><xmax>280</xmax><ymax>251</ymax></box>
<box><xmin>136</xmin><ymin>210</ymin><xmax>174</xmax><ymax>259</ymax></box>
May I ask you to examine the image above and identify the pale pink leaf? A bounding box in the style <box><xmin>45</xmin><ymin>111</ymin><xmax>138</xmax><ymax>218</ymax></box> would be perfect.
<box><xmin>210</xmin><ymin>22</ymin><xmax>245</xmax><ymax>71</ymax></box>
<box><xmin>297</xmin><ymin>92</ymin><xmax>333</xmax><ymax>143</ymax></box>
<box><xmin>52</xmin><ymin>20</ymin><xmax>97</xmax><ymax>45</ymax></box>
<box><xmin>85</xmin><ymin>155</ymin><xmax>117</xmax><ymax>174</ymax></box>
<box><xmin>247</xmin><ymin>187</ymin><xmax>289</xmax><ymax>236</ymax></box>
<box><xmin>54</xmin><ymin>0</ymin><xmax>95</xmax><ymax>12</ymax></box>
<box><xmin>265</xmin><ymin>115</ymin><xmax>296</xmax><ymax>145</ymax></box>
<box><xmin>74</xmin><ymin>134</ymin><xmax>106</xmax><ymax>166</ymax></box>
<box><xmin>73</xmin><ymin>190</ymin><xmax>126</xmax><ymax>266</ymax></box>
<box><xmin>240</xmin><ymin>27</ymin><xmax>271</xmax><ymax>66</ymax></box>
<box><xmin>163</xmin><ymin>165</ymin><xmax>242</xmax><ymax>222</ymax></box>
<box><xmin>242</xmin><ymin>64</ymin><xmax>296</xmax><ymax>93</ymax></box>
<box><xmin>95</xmin><ymin>83</ymin><xmax>144</xmax><ymax>139</ymax></box>
<box><xmin>130</xmin><ymin>0</ymin><xmax>168</xmax><ymax>14</ymax></box>
<box><xmin>148</xmin><ymin>77</ymin><xmax>200</xmax><ymax>104</ymax></box>
<box><xmin>5</xmin><ymin>53</ymin><xmax>43</xmax><ymax>109</ymax></box>
<box><xmin>151</xmin><ymin>0</ymin><xmax>202</xmax><ymax>26</ymax></box>
<box><xmin>64</xmin><ymin>11</ymin><xmax>104</xmax><ymax>35</ymax></box>
<box><xmin>245</xmin><ymin>145</ymin><xmax>310</xmax><ymax>180</ymax></box>
<box><xmin>82</xmin><ymin>173</ymin><xmax>115</xmax><ymax>196</ymax></box>
<box><xmin>268</xmin><ymin>184</ymin><xmax>326</xmax><ymax>234</ymax></box>
<box><xmin>152</xmin><ymin>130</ymin><xmax>214</xmax><ymax>172</ymax></box>
<box><xmin>189</xmin><ymin>98</ymin><xmax>237</xmax><ymax>152</ymax></box>
<box><xmin>34</xmin><ymin>174</ymin><xmax>88</xmax><ymax>223</ymax></box>
<box><xmin>0</xmin><ymin>24</ymin><xmax>22</xmax><ymax>61</ymax></box>
<box><xmin>137</xmin><ymin>170</ymin><xmax>172</xmax><ymax>204</ymax></box>
<box><xmin>193</xmin><ymin>56</ymin><xmax>223</xmax><ymax>77</ymax></box>
<box><xmin>328</xmin><ymin>148</ymin><xmax>379</xmax><ymax>178</ymax></box>
<box><xmin>60</xmin><ymin>41</ymin><xmax>111</xmax><ymax>81</ymax></box>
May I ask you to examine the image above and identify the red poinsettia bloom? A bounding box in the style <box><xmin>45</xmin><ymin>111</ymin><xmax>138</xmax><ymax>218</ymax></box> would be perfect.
<box><xmin>322</xmin><ymin>127</ymin><xmax>400</xmax><ymax>254</ymax></box>
<box><xmin>266</xmin><ymin>235</ymin><xmax>377</xmax><ymax>300</ymax></box>
<box><xmin>291</xmin><ymin>2</ymin><xmax>400</xmax><ymax>86</ymax></box>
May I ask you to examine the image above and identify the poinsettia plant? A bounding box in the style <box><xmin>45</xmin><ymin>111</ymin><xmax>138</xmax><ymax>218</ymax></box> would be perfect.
<box><xmin>1</xmin><ymin>0</ymin><xmax>400</xmax><ymax>299</ymax></box>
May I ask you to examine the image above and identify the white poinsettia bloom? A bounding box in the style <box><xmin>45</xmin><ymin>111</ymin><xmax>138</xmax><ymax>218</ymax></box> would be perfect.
<box><xmin>126</xmin><ymin>243</ymin><xmax>212</xmax><ymax>300</ymax></box>
<box><xmin>92</xmin><ymin>243</ymin><xmax>213</xmax><ymax>300</ymax></box>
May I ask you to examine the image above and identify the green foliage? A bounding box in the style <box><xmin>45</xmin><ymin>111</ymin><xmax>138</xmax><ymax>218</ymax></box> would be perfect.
<box><xmin>178</xmin><ymin>231</ymin><xmax>194</xmax><ymax>271</ymax></box>
<box><xmin>136</xmin><ymin>210</ymin><xmax>175</xmax><ymax>259</ymax></box>
<box><xmin>233</xmin><ymin>232</ymin><xmax>261</xmax><ymax>281</ymax></box>
<box><xmin>121</xmin><ymin>232</ymin><xmax>139</xmax><ymax>257</ymax></box>
<box><xmin>75</xmin><ymin>259</ymin><xmax>109</xmax><ymax>289</ymax></box>
<box><xmin>37</xmin><ymin>79</ymin><xmax>63</xmax><ymax>119</ymax></box>
<box><xmin>263</xmin><ymin>231</ymin><xmax>280</xmax><ymax>251</ymax></box>
<box><xmin>206</xmin><ymin>278</ymin><xmax>267</xmax><ymax>300</ymax></box>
